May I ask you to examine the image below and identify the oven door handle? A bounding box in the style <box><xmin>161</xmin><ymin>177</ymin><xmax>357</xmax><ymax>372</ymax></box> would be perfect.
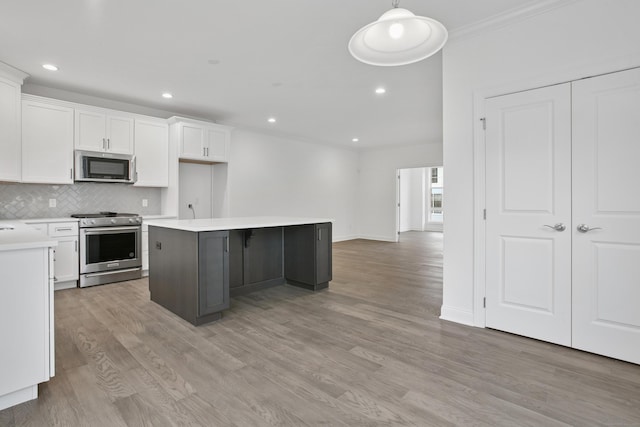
<box><xmin>82</xmin><ymin>226</ymin><xmax>141</xmax><ymax>234</ymax></box>
<box><xmin>84</xmin><ymin>267</ymin><xmax>142</xmax><ymax>278</ymax></box>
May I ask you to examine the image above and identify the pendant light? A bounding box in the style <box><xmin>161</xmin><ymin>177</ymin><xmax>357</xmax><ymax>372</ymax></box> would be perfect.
<box><xmin>348</xmin><ymin>0</ymin><xmax>448</xmax><ymax>66</ymax></box>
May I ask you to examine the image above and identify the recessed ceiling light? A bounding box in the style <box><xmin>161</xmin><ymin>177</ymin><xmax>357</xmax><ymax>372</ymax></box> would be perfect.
<box><xmin>352</xmin><ymin>138</ymin><xmax>359</xmax><ymax>142</ymax></box>
<box><xmin>375</xmin><ymin>87</ymin><xmax>386</xmax><ymax>94</ymax></box>
<box><xmin>42</xmin><ymin>64</ymin><xmax>58</xmax><ymax>71</ymax></box>
<box><xmin>268</xmin><ymin>117</ymin><xmax>276</xmax><ymax>123</ymax></box>
<box><xmin>162</xmin><ymin>92</ymin><xmax>173</xmax><ymax>99</ymax></box>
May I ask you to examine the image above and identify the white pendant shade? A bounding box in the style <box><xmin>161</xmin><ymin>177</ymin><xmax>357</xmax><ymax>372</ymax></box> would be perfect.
<box><xmin>349</xmin><ymin>7</ymin><xmax>448</xmax><ymax>66</ymax></box>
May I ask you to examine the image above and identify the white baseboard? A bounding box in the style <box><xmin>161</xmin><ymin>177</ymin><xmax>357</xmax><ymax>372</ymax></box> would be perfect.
<box><xmin>332</xmin><ymin>235</ymin><xmax>359</xmax><ymax>242</ymax></box>
<box><xmin>0</xmin><ymin>385</ymin><xmax>38</xmax><ymax>411</ymax></box>
<box><xmin>355</xmin><ymin>234</ymin><xmax>398</xmax><ymax>242</ymax></box>
<box><xmin>440</xmin><ymin>305</ymin><xmax>477</xmax><ymax>327</ymax></box>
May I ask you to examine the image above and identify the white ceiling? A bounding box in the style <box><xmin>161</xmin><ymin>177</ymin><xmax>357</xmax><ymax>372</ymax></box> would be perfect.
<box><xmin>0</xmin><ymin>0</ymin><xmax>537</xmax><ymax>149</ymax></box>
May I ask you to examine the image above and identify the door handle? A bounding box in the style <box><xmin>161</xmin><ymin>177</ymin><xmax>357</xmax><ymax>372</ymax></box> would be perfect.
<box><xmin>577</xmin><ymin>224</ymin><xmax>602</xmax><ymax>233</ymax></box>
<box><xmin>544</xmin><ymin>223</ymin><xmax>566</xmax><ymax>232</ymax></box>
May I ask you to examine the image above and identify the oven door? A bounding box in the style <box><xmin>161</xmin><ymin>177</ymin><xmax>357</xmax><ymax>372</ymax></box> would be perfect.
<box><xmin>79</xmin><ymin>226</ymin><xmax>142</xmax><ymax>274</ymax></box>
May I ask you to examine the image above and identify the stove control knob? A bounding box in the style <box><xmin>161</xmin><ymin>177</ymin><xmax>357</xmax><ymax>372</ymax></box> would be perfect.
<box><xmin>137</xmin><ymin>218</ymin><xmax>142</xmax><ymax>223</ymax></box>
<box><xmin>128</xmin><ymin>218</ymin><xmax>134</xmax><ymax>223</ymax></box>
<box><xmin>90</xmin><ymin>220</ymin><xmax>96</xmax><ymax>225</ymax></box>
<box><xmin>110</xmin><ymin>219</ymin><xmax>117</xmax><ymax>224</ymax></box>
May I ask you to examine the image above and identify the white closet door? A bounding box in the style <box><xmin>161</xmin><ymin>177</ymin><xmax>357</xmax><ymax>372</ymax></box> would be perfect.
<box><xmin>485</xmin><ymin>84</ymin><xmax>572</xmax><ymax>346</ymax></box>
<box><xmin>572</xmin><ymin>67</ymin><xmax>640</xmax><ymax>364</ymax></box>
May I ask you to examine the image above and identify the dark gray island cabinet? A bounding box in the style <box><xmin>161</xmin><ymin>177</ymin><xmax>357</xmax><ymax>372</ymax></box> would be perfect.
<box><xmin>147</xmin><ymin>217</ymin><xmax>332</xmax><ymax>325</ymax></box>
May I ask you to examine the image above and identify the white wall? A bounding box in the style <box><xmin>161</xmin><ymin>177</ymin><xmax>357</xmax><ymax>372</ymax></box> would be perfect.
<box><xmin>178</xmin><ymin>163</ymin><xmax>212</xmax><ymax>219</ymax></box>
<box><xmin>442</xmin><ymin>0</ymin><xmax>640</xmax><ymax>326</ymax></box>
<box><xmin>226</xmin><ymin>129</ymin><xmax>359</xmax><ymax>241</ymax></box>
<box><xmin>358</xmin><ymin>144</ymin><xmax>443</xmax><ymax>241</ymax></box>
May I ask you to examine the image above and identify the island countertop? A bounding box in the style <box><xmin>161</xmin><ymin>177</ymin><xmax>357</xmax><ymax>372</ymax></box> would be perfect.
<box><xmin>0</xmin><ymin>221</ymin><xmax>58</xmax><ymax>252</ymax></box>
<box><xmin>144</xmin><ymin>216</ymin><xmax>333</xmax><ymax>232</ymax></box>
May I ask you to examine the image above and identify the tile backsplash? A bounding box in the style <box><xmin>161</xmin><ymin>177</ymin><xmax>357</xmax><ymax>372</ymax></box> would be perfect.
<box><xmin>0</xmin><ymin>182</ymin><xmax>161</xmax><ymax>219</ymax></box>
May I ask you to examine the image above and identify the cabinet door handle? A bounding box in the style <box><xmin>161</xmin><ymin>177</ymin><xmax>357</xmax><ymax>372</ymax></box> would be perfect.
<box><xmin>70</xmin><ymin>168</ymin><xmax>73</xmax><ymax>179</ymax></box>
<box><xmin>318</xmin><ymin>229</ymin><xmax>322</xmax><ymax>241</ymax></box>
<box><xmin>75</xmin><ymin>240</ymin><xmax>78</xmax><ymax>252</ymax></box>
<box><xmin>107</xmin><ymin>138</ymin><xmax>110</xmax><ymax>150</ymax></box>
<box><xmin>225</xmin><ymin>236</ymin><xmax>229</xmax><ymax>253</ymax></box>
<box><xmin>56</xmin><ymin>227</ymin><xmax>73</xmax><ymax>232</ymax></box>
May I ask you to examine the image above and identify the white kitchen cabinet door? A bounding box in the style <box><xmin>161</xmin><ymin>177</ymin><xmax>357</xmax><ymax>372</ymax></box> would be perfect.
<box><xmin>75</xmin><ymin>108</ymin><xmax>134</xmax><ymax>154</ymax></box>
<box><xmin>0</xmin><ymin>76</ymin><xmax>22</xmax><ymax>182</ymax></box>
<box><xmin>134</xmin><ymin>119</ymin><xmax>169</xmax><ymax>187</ymax></box>
<box><xmin>206</xmin><ymin>126</ymin><xmax>230</xmax><ymax>162</ymax></box>
<box><xmin>22</xmin><ymin>98</ymin><xmax>74</xmax><ymax>184</ymax></box>
<box><xmin>106</xmin><ymin>114</ymin><xmax>134</xmax><ymax>154</ymax></box>
<box><xmin>485</xmin><ymin>83</ymin><xmax>572</xmax><ymax>346</ymax></box>
<box><xmin>180</xmin><ymin>123</ymin><xmax>206</xmax><ymax>159</ymax></box>
<box><xmin>52</xmin><ymin>237</ymin><xmax>79</xmax><ymax>283</ymax></box>
<box><xmin>572</xmin><ymin>67</ymin><xmax>640</xmax><ymax>365</ymax></box>
<box><xmin>75</xmin><ymin>109</ymin><xmax>107</xmax><ymax>151</ymax></box>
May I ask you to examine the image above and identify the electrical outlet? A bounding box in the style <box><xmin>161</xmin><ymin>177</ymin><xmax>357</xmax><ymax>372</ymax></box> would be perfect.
<box><xmin>142</xmin><ymin>199</ymin><xmax>148</xmax><ymax>207</ymax></box>
<box><xmin>49</xmin><ymin>199</ymin><xmax>57</xmax><ymax>208</ymax></box>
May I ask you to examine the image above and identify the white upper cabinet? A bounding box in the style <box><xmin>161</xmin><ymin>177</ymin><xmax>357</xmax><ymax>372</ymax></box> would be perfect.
<box><xmin>0</xmin><ymin>64</ymin><xmax>27</xmax><ymax>182</ymax></box>
<box><xmin>134</xmin><ymin>118</ymin><xmax>169</xmax><ymax>187</ymax></box>
<box><xmin>171</xmin><ymin>117</ymin><xmax>231</xmax><ymax>163</ymax></box>
<box><xmin>21</xmin><ymin>96</ymin><xmax>74</xmax><ymax>184</ymax></box>
<box><xmin>75</xmin><ymin>108</ymin><xmax>134</xmax><ymax>154</ymax></box>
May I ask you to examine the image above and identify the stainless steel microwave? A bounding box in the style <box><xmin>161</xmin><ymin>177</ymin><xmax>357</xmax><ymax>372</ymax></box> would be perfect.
<box><xmin>75</xmin><ymin>150</ymin><xmax>136</xmax><ymax>184</ymax></box>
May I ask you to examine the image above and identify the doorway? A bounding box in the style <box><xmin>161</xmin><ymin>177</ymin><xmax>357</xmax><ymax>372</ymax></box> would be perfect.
<box><xmin>397</xmin><ymin>166</ymin><xmax>444</xmax><ymax>241</ymax></box>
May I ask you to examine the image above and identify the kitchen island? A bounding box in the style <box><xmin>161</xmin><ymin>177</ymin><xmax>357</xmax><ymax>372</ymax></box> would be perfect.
<box><xmin>0</xmin><ymin>221</ymin><xmax>56</xmax><ymax>410</ymax></box>
<box><xmin>145</xmin><ymin>217</ymin><xmax>332</xmax><ymax>325</ymax></box>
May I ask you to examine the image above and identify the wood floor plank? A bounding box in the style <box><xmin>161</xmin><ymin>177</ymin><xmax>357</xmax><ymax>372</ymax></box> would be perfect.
<box><xmin>2</xmin><ymin>231</ymin><xmax>640</xmax><ymax>426</ymax></box>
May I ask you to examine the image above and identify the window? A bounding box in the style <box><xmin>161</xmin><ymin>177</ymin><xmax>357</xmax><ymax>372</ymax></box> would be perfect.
<box><xmin>428</xmin><ymin>167</ymin><xmax>443</xmax><ymax>223</ymax></box>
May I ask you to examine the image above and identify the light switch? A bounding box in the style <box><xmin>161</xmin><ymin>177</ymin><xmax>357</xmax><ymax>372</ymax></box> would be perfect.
<box><xmin>142</xmin><ymin>199</ymin><xmax>148</xmax><ymax>207</ymax></box>
<box><xmin>49</xmin><ymin>199</ymin><xmax>57</xmax><ymax>208</ymax></box>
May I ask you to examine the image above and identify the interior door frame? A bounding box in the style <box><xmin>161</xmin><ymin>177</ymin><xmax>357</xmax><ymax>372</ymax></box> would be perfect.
<box><xmin>471</xmin><ymin>65</ymin><xmax>640</xmax><ymax>328</ymax></box>
<box><xmin>395</xmin><ymin>165</ymin><xmax>442</xmax><ymax>242</ymax></box>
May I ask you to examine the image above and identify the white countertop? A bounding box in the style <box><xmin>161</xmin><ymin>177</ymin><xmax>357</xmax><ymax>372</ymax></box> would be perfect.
<box><xmin>21</xmin><ymin>217</ymin><xmax>79</xmax><ymax>224</ymax></box>
<box><xmin>144</xmin><ymin>216</ymin><xmax>333</xmax><ymax>232</ymax></box>
<box><xmin>0</xmin><ymin>221</ymin><xmax>58</xmax><ymax>252</ymax></box>
<box><xmin>142</xmin><ymin>215</ymin><xmax>176</xmax><ymax>220</ymax></box>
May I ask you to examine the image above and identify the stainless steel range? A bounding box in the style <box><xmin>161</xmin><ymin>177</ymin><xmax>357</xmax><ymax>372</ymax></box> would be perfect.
<box><xmin>71</xmin><ymin>212</ymin><xmax>143</xmax><ymax>287</ymax></box>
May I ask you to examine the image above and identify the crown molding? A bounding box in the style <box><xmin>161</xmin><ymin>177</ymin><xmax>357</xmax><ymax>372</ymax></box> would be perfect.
<box><xmin>0</xmin><ymin>61</ymin><xmax>28</xmax><ymax>84</ymax></box>
<box><xmin>449</xmin><ymin>0</ymin><xmax>582</xmax><ymax>42</ymax></box>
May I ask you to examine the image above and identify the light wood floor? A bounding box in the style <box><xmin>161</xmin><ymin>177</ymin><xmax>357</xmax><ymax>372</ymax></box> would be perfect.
<box><xmin>2</xmin><ymin>231</ymin><xmax>639</xmax><ymax>426</ymax></box>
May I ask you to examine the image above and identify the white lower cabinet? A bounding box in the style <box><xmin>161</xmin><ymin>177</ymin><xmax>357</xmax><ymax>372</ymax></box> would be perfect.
<box><xmin>29</xmin><ymin>221</ymin><xmax>79</xmax><ymax>290</ymax></box>
<box><xmin>0</xmin><ymin>246</ymin><xmax>54</xmax><ymax>410</ymax></box>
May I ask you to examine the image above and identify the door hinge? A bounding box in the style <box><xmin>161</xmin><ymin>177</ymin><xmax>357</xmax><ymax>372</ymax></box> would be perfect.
<box><xmin>483</xmin><ymin>297</ymin><xmax>486</xmax><ymax>308</ymax></box>
<box><xmin>483</xmin><ymin>209</ymin><xmax>486</xmax><ymax>220</ymax></box>
<box><xmin>480</xmin><ymin>117</ymin><xmax>486</xmax><ymax>130</ymax></box>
